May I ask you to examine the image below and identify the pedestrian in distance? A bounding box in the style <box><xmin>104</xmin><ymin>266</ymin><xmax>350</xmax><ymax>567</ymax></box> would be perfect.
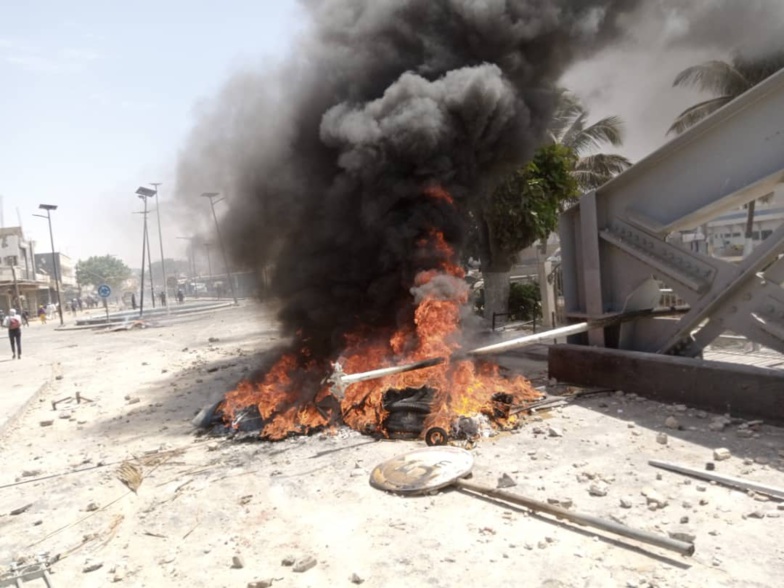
<box><xmin>3</xmin><ymin>309</ymin><xmax>22</xmax><ymax>359</ymax></box>
<box><xmin>38</xmin><ymin>305</ymin><xmax>47</xmax><ymax>324</ymax></box>
<box><xmin>21</xmin><ymin>309</ymin><xmax>30</xmax><ymax>327</ymax></box>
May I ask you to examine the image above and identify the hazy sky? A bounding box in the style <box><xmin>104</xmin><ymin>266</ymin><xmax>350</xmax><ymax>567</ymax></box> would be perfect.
<box><xmin>1</xmin><ymin>1</ymin><xmax>742</xmax><ymax>269</ymax></box>
<box><xmin>1</xmin><ymin>1</ymin><xmax>304</xmax><ymax>267</ymax></box>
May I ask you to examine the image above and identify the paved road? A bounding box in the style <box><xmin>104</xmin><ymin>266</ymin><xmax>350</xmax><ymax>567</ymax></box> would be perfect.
<box><xmin>0</xmin><ymin>320</ymin><xmax>60</xmax><ymax>432</ymax></box>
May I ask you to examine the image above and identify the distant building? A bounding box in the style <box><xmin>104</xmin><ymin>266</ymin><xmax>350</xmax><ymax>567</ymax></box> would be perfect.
<box><xmin>0</xmin><ymin>227</ymin><xmax>50</xmax><ymax>312</ymax></box>
<box><xmin>34</xmin><ymin>252</ymin><xmax>77</xmax><ymax>290</ymax></box>
<box><xmin>706</xmin><ymin>185</ymin><xmax>784</xmax><ymax>256</ymax></box>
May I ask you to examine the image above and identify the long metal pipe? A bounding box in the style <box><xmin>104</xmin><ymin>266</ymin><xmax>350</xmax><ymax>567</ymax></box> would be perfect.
<box><xmin>339</xmin><ymin>357</ymin><xmax>445</xmax><ymax>385</ymax></box>
<box><xmin>455</xmin><ymin>478</ymin><xmax>695</xmax><ymax>556</ymax></box>
<box><xmin>467</xmin><ymin>321</ymin><xmax>594</xmax><ymax>356</ymax></box>
<box><xmin>649</xmin><ymin>460</ymin><xmax>784</xmax><ymax>500</ymax></box>
<box><xmin>467</xmin><ymin>308</ymin><xmax>686</xmax><ymax>357</ymax></box>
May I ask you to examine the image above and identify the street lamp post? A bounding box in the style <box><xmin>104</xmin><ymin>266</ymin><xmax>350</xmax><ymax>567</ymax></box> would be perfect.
<box><xmin>140</xmin><ymin>183</ymin><xmax>169</xmax><ymax>312</ymax></box>
<box><xmin>201</xmin><ymin>192</ymin><xmax>238</xmax><ymax>304</ymax></box>
<box><xmin>34</xmin><ymin>204</ymin><xmax>64</xmax><ymax>326</ymax></box>
<box><xmin>136</xmin><ymin>192</ymin><xmax>153</xmax><ymax>317</ymax></box>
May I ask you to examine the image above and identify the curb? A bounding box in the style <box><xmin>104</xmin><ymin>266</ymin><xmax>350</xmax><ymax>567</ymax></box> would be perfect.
<box><xmin>0</xmin><ymin>367</ymin><xmax>55</xmax><ymax>438</ymax></box>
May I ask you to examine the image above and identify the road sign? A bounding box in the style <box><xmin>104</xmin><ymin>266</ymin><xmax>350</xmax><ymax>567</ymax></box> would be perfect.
<box><xmin>97</xmin><ymin>284</ymin><xmax>112</xmax><ymax>298</ymax></box>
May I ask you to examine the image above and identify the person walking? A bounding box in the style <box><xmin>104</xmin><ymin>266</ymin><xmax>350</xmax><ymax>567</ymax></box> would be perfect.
<box><xmin>38</xmin><ymin>305</ymin><xmax>47</xmax><ymax>324</ymax></box>
<box><xmin>3</xmin><ymin>309</ymin><xmax>22</xmax><ymax>359</ymax></box>
<box><xmin>21</xmin><ymin>309</ymin><xmax>30</xmax><ymax>327</ymax></box>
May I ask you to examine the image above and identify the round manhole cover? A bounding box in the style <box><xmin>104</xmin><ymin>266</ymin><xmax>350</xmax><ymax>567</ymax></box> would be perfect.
<box><xmin>369</xmin><ymin>446</ymin><xmax>473</xmax><ymax>495</ymax></box>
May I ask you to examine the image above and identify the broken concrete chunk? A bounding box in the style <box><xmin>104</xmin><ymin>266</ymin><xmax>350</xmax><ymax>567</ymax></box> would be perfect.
<box><xmin>668</xmin><ymin>530</ymin><xmax>696</xmax><ymax>543</ymax></box>
<box><xmin>292</xmin><ymin>556</ymin><xmax>317</xmax><ymax>573</ymax></box>
<box><xmin>83</xmin><ymin>560</ymin><xmax>103</xmax><ymax>573</ymax></box>
<box><xmin>281</xmin><ymin>555</ymin><xmax>296</xmax><ymax>567</ymax></box>
<box><xmin>350</xmin><ymin>573</ymin><xmax>365</xmax><ymax>585</ymax></box>
<box><xmin>39</xmin><ymin>420</ymin><xmax>54</xmax><ymax>427</ymax></box>
<box><xmin>247</xmin><ymin>581</ymin><xmax>274</xmax><ymax>588</ymax></box>
<box><xmin>547</xmin><ymin>426</ymin><xmax>563</xmax><ymax>438</ymax></box>
<box><xmin>589</xmin><ymin>484</ymin><xmax>608</xmax><ymax>497</ymax></box>
<box><xmin>656</xmin><ymin>433</ymin><xmax>668</xmax><ymax>445</ymax></box>
<box><xmin>619</xmin><ymin>497</ymin><xmax>633</xmax><ymax>509</ymax></box>
<box><xmin>497</xmin><ymin>473</ymin><xmax>516</xmax><ymax>489</ymax></box>
<box><xmin>641</xmin><ymin>488</ymin><xmax>668</xmax><ymax>509</ymax></box>
<box><xmin>713</xmin><ymin>448</ymin><xmax>731</xmax><ymax>461</ymax></box>
<box><xmin>664</xmin><ymin>416</ymin><xmax>680</xmax><ymax>429</ymax></box>
<box><xmin>232</xmin><ymin>555</ymin><xmax>245</xmax><ymax>569</ymax></box>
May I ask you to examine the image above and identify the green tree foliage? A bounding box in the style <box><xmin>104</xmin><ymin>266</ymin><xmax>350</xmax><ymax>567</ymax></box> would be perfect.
<box><xmin>668</xmin><ymin>51</ymin><xmax>784</xmax><ymax>135</ymax></box>
<box><xmin>508</xmin><ymin>282</ymin><xmax>542</xmax><ymax>322</ymax></box>
<box><xmin>76</xmin><ymin>255</ymin><xmax>132</xmax><ymax>289</ymax></box>
<box><xmin>475</xmin><ymin>143</ymin><xmax>579</xmax><ymax>272</ymax></box>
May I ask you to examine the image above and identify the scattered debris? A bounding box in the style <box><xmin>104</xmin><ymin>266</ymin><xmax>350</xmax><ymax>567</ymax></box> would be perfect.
<box><xmin>497</xmin><ymin>473</ymin><xmax>516</xmax><ymax>489</ymax></box>
<box><xmin>232</xmin><ymin>555</ymin><xmax>245</xmax><ymax>569</ymax></box>
<box><xmin>713</xmin><ymin>448</ymin><xmax>731</xmax><ymax>461</ymax></box>
<box><xmin>83</xmin><ymin>560</ymin><xmax>103</xmax><ymax>573</ymax></box>
<box><xmin>547</xmin><ymin>426</ymin><xmax>563</xmax><ymax>438</ymax></box>
<box><xmin>39</xmin><ymin>420</ymin><xmax>54</xmax><ymax>428</ymax></box>
<box><xmin>116</xmin><ymin>462</ymin><xmax>144</xmax><ymax>493</ymax></box>
<box><xmin>641</xmin><ymin>488</ymin><xmax>668</xmax><ymax>510</ymax></box>
<box><xmin>589</xmin><ymin>483</ymin><xmax>609</xmax><ymax>497</ymax></box>
<box><xmin>350</xmin><ymin>572</ymin><xmax>365</xmax><ymax>584</ymax></box>
<box><xmin>292</xmin><ymin>556</ymin><xmax>317</xmax><ymax>573</ymax></box>
<box><xmin>10</xmin><ymin>503</ymin><xmax>33</xmax><ymax>516</ymax></box>
<box><xmin>668</xmin><ymin>530</ymin><xmax>696</xmax><ymax>543</ymax></box>
<box><xmin>619</xmin><ymin>497</ymin><xmax>633</xmax><ymax>509</ymax></box>
<box><xmin>656</xmin><ymin>432</ymin><xmax>668</xmax><ymax>445</ymax></box>
<box><xmin>248</xmin><ymin>581</ymin><xmax>275</xmax><ymax>588</ymax></box>
<box><xmin>664</xmin><ymin>417</ymin><xmax>680</xmax><ymax>430</ymax></box>
<box><xmin>281</xmin><ymin>555</ymin><xmax>296</xmax><ymax>567</ymax></box>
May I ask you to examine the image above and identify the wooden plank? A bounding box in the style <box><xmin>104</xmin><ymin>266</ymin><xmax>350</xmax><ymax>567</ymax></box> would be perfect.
<box><xmin>548</xmin><ymin>344</ymin><xmax>784</xmax><ymax>421</ymax></box>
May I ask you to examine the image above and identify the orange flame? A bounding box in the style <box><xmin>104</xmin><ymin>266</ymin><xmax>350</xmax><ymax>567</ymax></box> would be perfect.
<box><xmin>222</xmin><ymin>186</ymin><xmax>540</xmax><ymax>440</ymax></box>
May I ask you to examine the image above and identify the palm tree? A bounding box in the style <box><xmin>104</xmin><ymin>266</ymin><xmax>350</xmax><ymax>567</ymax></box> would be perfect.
<box><xmin>549</xmin><ymin>91</ymin><xmax>632</xmax><ymax>191</ymax></box>
<box><xmin>668</xmin><ymin>51</ymin><xmax>784</xmax><ymax>255</ymax></box>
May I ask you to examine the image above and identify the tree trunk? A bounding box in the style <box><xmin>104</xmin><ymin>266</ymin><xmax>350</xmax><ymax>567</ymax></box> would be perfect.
<box><xmin>483</xmin><ymin>271</ymin><xmax>511</xmax><ymax>328</ymax></box>
<box><xmin>475</xmin><ymin>214</ymin><xmax>513</xmax><ymax>326</ymax></box>
<box><xmin>743</xmin><ymin>199</ymin><xmax>756</xmax><ymax>257</ymax></box>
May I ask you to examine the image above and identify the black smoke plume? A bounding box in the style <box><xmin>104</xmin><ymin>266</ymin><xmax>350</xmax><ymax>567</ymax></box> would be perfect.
<box><xmin>176</xmin><ymin>0</ymin><xmax>654</xmax><ymax>358</ymax></box>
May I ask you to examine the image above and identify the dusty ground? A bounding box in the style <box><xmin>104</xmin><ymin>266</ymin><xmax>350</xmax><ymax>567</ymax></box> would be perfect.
<box><xmin>1</xmin><ymin>302</ymin><xmax>783</xmax><ymax>588</ymax></box>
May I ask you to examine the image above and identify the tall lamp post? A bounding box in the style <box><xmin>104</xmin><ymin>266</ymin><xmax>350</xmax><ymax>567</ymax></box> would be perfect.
<box><xmin>139</xmin><ymin>183</ymin><xmax>169</xmax><ymax>313</ymax></box>
<box><xmin>33</xmin><ymin>204</ymin><xmax>64</xmax><ymax>326</ymax></box>
<box><xmin>136</xmin><ymin>191</ymin><xmax>154</xmax><ymax>317</ymax></box>
<box><xmin>201</xmin><ymin>192</ymin><xmax>238</xmax><ymax>304</ymax></box>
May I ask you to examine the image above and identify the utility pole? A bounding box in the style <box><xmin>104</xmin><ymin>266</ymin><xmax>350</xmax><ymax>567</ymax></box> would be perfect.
<box><xmin>145</xmin><ymin>217</ymin><xmax>156</xmax><ymax>308</ymax></box>
<box><xmin>34</xmin><ymin>205</ymin><xmax>64</xmax><ymax>326</ymax></box>
<box><xmin>149</xmin><ymin>182</ymin><xmax>169</xmax><ymax>313</ymax></box>
<box><xmin>137</xmin><ymin>192</ymin><xmax>152</xmax><ymax>317</ymax></box>
<box><xmin>201</xmin><ymin>192</ymin><xmax>239</xmax><ymax>304</ymax></box>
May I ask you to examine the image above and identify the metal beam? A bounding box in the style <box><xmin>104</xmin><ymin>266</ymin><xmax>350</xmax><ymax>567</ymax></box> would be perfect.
<box><xmin>561</xmin><ymin>67</ymin><xmax>784</xmax><ymax>356</ymax></box>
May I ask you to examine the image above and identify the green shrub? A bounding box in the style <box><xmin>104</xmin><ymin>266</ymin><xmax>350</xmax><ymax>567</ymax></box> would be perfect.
<box><xmin>508</xmin><ymin>282</ymin><xmax>541</xmax><ymax>322</ymax></box>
